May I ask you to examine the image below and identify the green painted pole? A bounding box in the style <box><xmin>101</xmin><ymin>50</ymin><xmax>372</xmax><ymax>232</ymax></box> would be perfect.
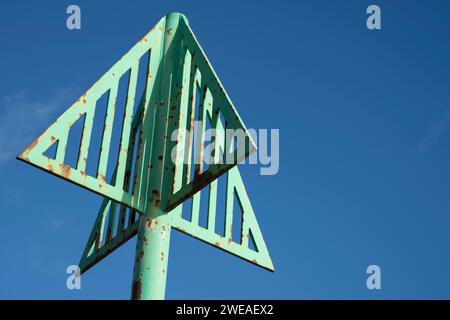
<box><xmin>131</xmin><ymin>207</ymin><xmax>171</xmax><ymax>300</ymax></box>
<box><xmin>130</xmin><ymin>12</ymin><xmax>184</xmax><ymax>300</ymax></box>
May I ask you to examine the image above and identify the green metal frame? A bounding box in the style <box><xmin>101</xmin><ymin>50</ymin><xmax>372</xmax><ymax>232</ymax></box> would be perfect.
<box><xmin>17</xmin><ymin>12</ymin><xmax>274</xmax><ymax>300</ymax></box>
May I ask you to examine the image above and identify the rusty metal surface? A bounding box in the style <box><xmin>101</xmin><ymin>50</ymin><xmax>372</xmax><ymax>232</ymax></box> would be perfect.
<box><xmin>18</xmin><ymin>12</ymin><xmax>273</xmax><ymax>299</ymax></box>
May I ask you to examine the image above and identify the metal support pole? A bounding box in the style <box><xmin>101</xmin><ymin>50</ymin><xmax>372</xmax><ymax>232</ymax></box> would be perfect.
<box><xmin>130</xmin><ymin>12</ymin><xmax>184</xmax><ymax>300</ymax></box>
<box><xmin>131</xmin><ymin>207</ymin><xmax>171</xmax><ymax>300</ymax></box>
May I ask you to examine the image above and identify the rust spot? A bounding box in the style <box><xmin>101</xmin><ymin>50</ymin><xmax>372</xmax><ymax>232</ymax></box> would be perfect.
<box><xmin>160</xmin><ymin>252</ymin><xmax>164</xmax><ymax>261</ymax></box>
<box><xmin>158</xmin><ymin>155</ymin><xmax>163</xmax><ymax>161</ymax></box>
<box><xmin>152</xmin><ymin>189</ymin><xmax>160</xmax><ymax>196</ymax></box>
<box><xmin>18</xmin><ymin>152</ymin><xmax>29</xmax><ymax>162</ymax></box>
<box><xmin>166</xmin><ymin>28</ymin><xmax>173</xmax><ymax>35</ymax></box>
<box><xmin>59</xmin><ymin>163</ymin><xmax>72</xmax><ymax>178</ymax></box>
<box><xmin>214</xmin><ymin>241</ymin><xmax>221</xmax><ymax>247</ymax></box>
<box><xmin>47</xmin><ymin>163</ymin><xmax>53</xmax><ymax>172</ymax></box>
<box><xmin>106</xmin><ymin>230</ymin><xmax>112</xmax><ymax>242</ymax></box>
<box><xmin>147</xmin><ymin>219</ymin><xmax>157</xmax><ymax>230</ymax></box>
<box><xmin>131</xmin><ymin>280</ymin><xmax>142</xmax><ymax>300</ymax></box>
<box><xmin>24</xmin><ymin>138</ymin><xmax>40</xmax><ymax>153</ymax></box>
<box><xmin>50</xmin><ymin>136</ymin><xmax>56</xmax><ymax>143</ymax></box>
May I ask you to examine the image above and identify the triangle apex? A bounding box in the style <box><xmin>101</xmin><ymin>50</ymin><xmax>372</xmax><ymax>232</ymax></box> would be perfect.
<box><xmin>165</xmin><ymin>12</ymin><xmax>189</xmax><ymax>25</ymax></box>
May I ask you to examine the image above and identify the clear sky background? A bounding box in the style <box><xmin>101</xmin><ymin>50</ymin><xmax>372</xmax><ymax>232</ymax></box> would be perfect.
<box><xmin>1</xmin><ymin>0</ymin><xmax>450</xmax><ymax>299</ymax></box>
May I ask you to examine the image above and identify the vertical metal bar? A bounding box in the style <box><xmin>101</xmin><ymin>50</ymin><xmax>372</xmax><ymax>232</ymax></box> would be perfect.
<box><xmin>225</xmin><ymin>171</ymin><xmax>234</xmax><ymax>241</ymax></box>
<box><xmin>77</xmin><ymin>103</ymin><xmax>95</xmax><ymax>173</ymax></box>
<box><xmin>131</xmin><ymin>12</ymin><xmax>185</xmax><ymax>300</ymax></box>
<box><xmin>194</xmin><ymin>85</ymin><xmax>206</xmax><ymax>176</ymax></box>
<box><xmin>182</xmin><ymin>64</ymin><xmax>199</xmax><ymax>186</ymax></box>
<box><xmin>55</xmin><ymin>132</ymin><xmax>68</xmax><ymax>163</ymax></box>
<box><xmin>132</xmin><ymin>48</ymin><xmax>159</xmax><ymax>211</ymax></box>
<box><xmin>97</xmin><ymin>84</ymin><xmax>118</xmax><ymax>180</ymax></box>
<box><xmin>96</xmin><ymin>200</ymin><xmax>110</xmax><ymax>249</ymax></box>
<box><xmin>172</xmin><ymin>48</ymin><xmax>192</xmax><ymax>195</ymax></box>
<box><xmin>191</xmin><ymin>191</ymin><xmax>201</xmax><ymax>225</ymax></box>
<box><xmin>119</xmin><ymin>90</ymin><xmax>146</xmax><ymax>232</ymax></box>
<box><xmin>180</xmin><ymin>70</ymin><xmax>202</xmax><ymax>225</ymax></box>
<box><xmin>207</xmin><ymin>179</ymin><xmax>217</xmax><ymax>232</ymax></box>
<box><xmin>116</xmin><ymin>64</ymin><xmax>139</xmax><ymax>190</ymax></box>
<box><xmin>105</xmin><ymin>202</ymin><xmax>116</xmax><ymax>243</ymax></box>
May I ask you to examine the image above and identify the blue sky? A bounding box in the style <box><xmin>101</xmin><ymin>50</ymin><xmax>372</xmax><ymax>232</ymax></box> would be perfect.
<box><xmin>1</xmin><ymin>0</ymin><xmax>450</xmax><ymax>299</ymax></box>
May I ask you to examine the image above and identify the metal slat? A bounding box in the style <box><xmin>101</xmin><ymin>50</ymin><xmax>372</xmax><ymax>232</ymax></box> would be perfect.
<box><xmin>116</xmin><ymin>63</ymin><xmax>139</xmax><ymax>190</ymax></box>
<box><xmin>97</xmin><ymin>84</ymin><xmax>118</xmax><ymax>180</ymax></box>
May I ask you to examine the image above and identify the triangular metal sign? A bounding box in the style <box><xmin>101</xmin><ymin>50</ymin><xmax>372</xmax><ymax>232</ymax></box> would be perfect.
<box><xmin>79</xmin><ymin>165</ymin><xmax>274</xmax><ymax>273</ymax></box>
<box><xmin>17</xmin><ymin>15</ymin><xmax>257</xmax><ymax>215</ymax></box>
<box><xmin>18</xmin><ymin>13</ymin><xmax>274</xmax><ymax>289</ymax></box>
